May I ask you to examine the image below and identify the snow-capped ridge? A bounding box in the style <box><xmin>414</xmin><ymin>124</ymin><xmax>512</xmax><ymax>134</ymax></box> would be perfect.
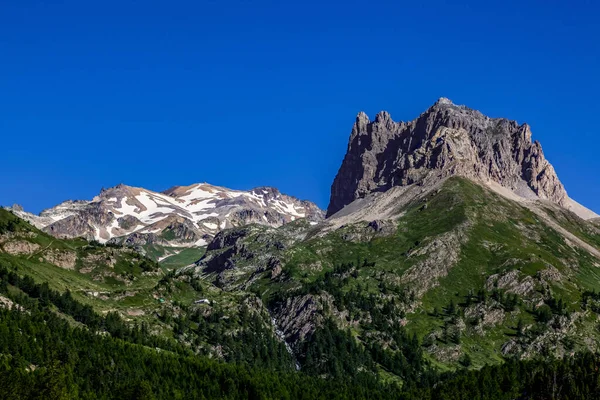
<box><xmin>13</xmin><ymin>181</ymin><xmax>324</xmax><ymax>246</ymax></box>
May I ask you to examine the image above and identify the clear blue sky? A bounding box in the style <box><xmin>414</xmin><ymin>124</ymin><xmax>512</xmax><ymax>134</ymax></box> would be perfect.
<box><xmin>1</xmin><ymin>0</ymin><xmax>598</xmax><ymax>214</ymax></box>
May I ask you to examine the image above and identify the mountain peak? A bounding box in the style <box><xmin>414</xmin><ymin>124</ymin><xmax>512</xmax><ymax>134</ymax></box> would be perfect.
<box><xmin>435</xmin><ymin>97</ymin><xmax>453</xmax><ymax>106</ymax></box>
<box><xmin>356</xmin><ymin>111</ymin><xmax>369</xmax><ymax>120</ymax></box>
<box><xmin>375</xmin><ymin>110</ymin><xmax>392</xmax><ymax>121</ymax></box>
<box><xmin>327</xmin><ymin>100</ymin><xmax>573</xmax><ymax>217</ymax></box>
<box><xmin>17</xmin><ymin>181</ymin><xmax>324</xmax><ymax>245</ymax></box>
<box><xmin>10</xmin><ymin>204</ymin><xmax>24</xmax><ymax>212</ymax></box>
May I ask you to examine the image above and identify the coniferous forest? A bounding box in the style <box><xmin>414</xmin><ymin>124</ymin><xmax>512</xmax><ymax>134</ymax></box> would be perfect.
<box><xmin>1</xmin><ymin>261</ymin><xmax>600</xmax><ymax>399</ymax></box>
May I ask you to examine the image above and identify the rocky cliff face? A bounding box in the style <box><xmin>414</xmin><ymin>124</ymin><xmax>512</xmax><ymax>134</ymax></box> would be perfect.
<box><xmin>327</xmin><ymin>98</ymin><xmax>569</xmax><ymax>217</ymax></box>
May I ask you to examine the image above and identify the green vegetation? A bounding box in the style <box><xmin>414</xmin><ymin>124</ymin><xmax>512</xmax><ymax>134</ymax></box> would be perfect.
<box><xmin>0</xmin><ymin>269</ymin><xmax>398</xmax><ymax>399</ymax></box>
<box><xmin>2</xmin><ymin>265</ymin><xmax>600</xmax><ymax>399</ymax></box>
<box><xmin>160</xmin><ymin>247</ymin><xmax>206</xmax><ymax>269</ymax></box>
<box><xmin>207</xmin><ymin>177</ymin><xmax>600</xmax><ymax>375</ymax></box>
<box><xmin>2</xmin><ymin>175</ymin><xmax>600</xmax><ymax>397</ymax></box>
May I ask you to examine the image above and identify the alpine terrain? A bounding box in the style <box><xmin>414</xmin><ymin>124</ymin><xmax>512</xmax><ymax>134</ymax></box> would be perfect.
<box><xmin>7</xmin><ymin>183</ymin><xmax>323</xmax><ymax>263</ymax></box>
<box><xmin>2</xmin><ymin>98</ymin><xmax>600</xmax><ymax>399</ymax></box>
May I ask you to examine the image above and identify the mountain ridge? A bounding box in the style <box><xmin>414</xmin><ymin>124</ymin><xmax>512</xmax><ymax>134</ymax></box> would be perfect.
<box><xmin>7</xmin><ymin>182</ymin><xmax>324</xmax><ymax>250</ymax></box>
<box><xmin>180</xmin><ymin>98</ymin><xmax>600</xmax><ymax>374</ymax></box>
<box><xmin>327</xmin><ymin>98</ymin><xmax>597</xmax><ymax>221</ymax></box>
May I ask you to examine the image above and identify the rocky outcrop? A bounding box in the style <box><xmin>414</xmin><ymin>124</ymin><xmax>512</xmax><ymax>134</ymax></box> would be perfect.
<box><xmin>1</xmin><ymin>240</ymin><xmax>40</xmax><ymax>255</ymax></box>
<box><xmin>327</xmin><ymin>98</ymin><xmax>568</xmax><ymax>217</ymax></box>
<box><xmin>272</xmin><ymin>294</ymin><xmax>324</xmax><ymax>343</ymax></box>
<box><xmin>486</xmin><ymin>270</ymin><xmax>536</xmax><ymax>296</ymax></box>
<box><xmin>207</xmin><ymin>228</ymin><xmax>252</xmax><ymax>251</ymax></box>
<box><xmin>43</xmin><ymin>250</ymin><xmax>77</xmax><ymax>270</ymax></box>
<box><xmin>44</xmin><ymin>214</ymin><xmax>98</xmax><ymax>240</ymax></box>
<box><xmin>401</xmin><ymin>225</ymin><xmax>468</xmax><ymax>296</ymax></box>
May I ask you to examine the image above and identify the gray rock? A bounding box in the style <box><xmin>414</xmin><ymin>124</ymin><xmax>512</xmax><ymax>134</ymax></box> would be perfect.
<box><xmin>327</xmin><ymin>98</ymin><xmax>568</xmax><ymax>216</ymax></box>
<box><xmin>13</xmin><ymin>182</ymin><xmax>324</xmax><ymax>249</ymax></box>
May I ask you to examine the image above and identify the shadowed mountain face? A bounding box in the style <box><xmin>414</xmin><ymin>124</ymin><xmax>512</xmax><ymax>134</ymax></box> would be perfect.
<box><xmin>327</xmin><ymin>98</ymin><xmax>570</xmax><ymax>217</ymax></box>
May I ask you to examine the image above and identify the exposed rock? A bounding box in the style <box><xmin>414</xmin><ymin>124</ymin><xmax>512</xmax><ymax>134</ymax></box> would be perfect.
<box><xmin>272</xmin><ymin>294</ymin><xmax>324</xmax><ymax>344</ymax></box>
<box><xmin>486</xmin><ymin>269</ymin><xmax>536</xmax><ymax>296</ymax></box>
<box><xmin>367</xmin><ymin>219</ymin><xmax>395</xmax><ymax>234</ymax></box>
<box><xmin>112</xmin><ymin>232</ymin><xmax>164</xmax><ymax>247</ymax></box>
<box><xmin>537</xmin><ymin>265</ymin><xmax>563</xmax><ymax>283</ymax></box>
<box><xmin>43</xmin><ymin>250</ymin><xmax>77</xmax><ymax>270</ymax></box>
<box><xmin>207</xmin><ymin>228</ymin><xmax>252</xmax><ymax>251</ymax></box>
<box><xmin>0</xmin><ymin>295</ymin><xmax>15</xmax><ymax>310</ymax></box>
<box><xmin>1</xmin><ymin>240</ymin><xmax>40</xmax><ymax>255</ymax></box>
<box><xmin>465</xmin><ymin>302</ymin><xmax>507</xmax><ymax>334</ymax></box>
<box><xmin>13</xmin><ymin>182</ymin><xmax>324</xmax><ymax>248</ymax></box>
<box><xmin>270</xmin><ymin>259</ymin><xmax>283</xmax><ymax>279</ymax></box>
<box><xmin>428</xmin><ymin>343</ymin><xmax>463</xmax><ymax>363</ymax></box>
<box><xmin>82</xmin><ymin>252</ymin><xmax>117</xmax><ymax>270</ymax></box>
<box><xmin>336</xmin><ymin>219</ymin><xmax>398</xmax><ymax>243</ymax></box>
<box><xmin>327</xmin><ymin>98</ymin><xmax>569</xmax><ymax>217</ymax></box>
<box><xmin>400</xmin><ymin>225</ymin><xmax>468</xmax><ymax>296</ymax></box>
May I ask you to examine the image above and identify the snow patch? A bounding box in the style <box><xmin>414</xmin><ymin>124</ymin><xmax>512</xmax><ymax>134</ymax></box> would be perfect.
<box><xmin>117</xmin><ymin>198</ymin><xmax>138</xmax><ymax>215</ymax></box>
<box><xmin>203</xmin><ymin>222</ymin><xmax>218</xmax><ymax>230</ymax></box>
<box><xmin>194</xmin><ymin>238</ymin><xmax>208</xmax><ymax>246</ymax></box>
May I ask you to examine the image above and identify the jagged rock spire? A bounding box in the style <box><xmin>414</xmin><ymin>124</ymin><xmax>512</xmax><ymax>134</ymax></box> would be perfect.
<box><xmin>326</xmin><ymin>98</ymin><xmax>568</xmax><ymax>217</ymax></box>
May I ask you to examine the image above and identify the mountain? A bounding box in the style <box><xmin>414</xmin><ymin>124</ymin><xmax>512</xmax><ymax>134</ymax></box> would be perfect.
<box><xmin>8</xmin><ymin>183</ymin><xmax>323</xmax><ymax>258</ymax></box>
<box><xmin>2</xmin><ymin>98</ymin><xmax>600</xmax><ymax>398</ymax></box>
<box><xmin>327</xmin><ymin>98</ymin><xmax>597</xmax><ymax>220</ymax></box>
<box><xmin>184</xmin><ymin>98</ymin><xmax>600</xmax><ymax>374</ymax></box>
<box><xmin>3</xmin><ymin>204</ymin><xmax>600</xmax><ymax>399</ymax></box>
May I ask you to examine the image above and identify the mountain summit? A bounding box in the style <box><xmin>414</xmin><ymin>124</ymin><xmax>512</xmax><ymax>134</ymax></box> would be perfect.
<box><xmin>327</xmin><ymin>98</ymin><xmax>594</xmax><ymax>219</ymax></box>
<box><xmin>8</xmin><ymin>183</ymin><xmax>323</xmax><ymax>250</ymax></box>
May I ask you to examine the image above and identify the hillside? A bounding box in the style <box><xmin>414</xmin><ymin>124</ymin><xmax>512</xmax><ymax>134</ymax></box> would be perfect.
<box><xmin>0</xmin><ymin>207</ymin><xmax>299</xmax><ymax>366</ymax></box>
<box><xmin>187</xmin><ymin>176</ymin><xmax>600</xmax><ymax>373</ymax></box>
<box><xmin>3</xmin><ymin>206</ymin><xmax>600</xmax><ymax>398</ymax></box>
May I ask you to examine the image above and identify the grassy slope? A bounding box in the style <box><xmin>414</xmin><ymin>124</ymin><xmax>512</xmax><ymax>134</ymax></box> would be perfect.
<box><xmin>228</xmin><ymin>177</ymin><xmax>600</xmax><ymax>371</ymax></box>
<box><xmin>161</xmin><ymin>246</ymin><xmax>206</xmax><ymax>269</ymax></box>
<box><xmin>0</xmin><ymin>209</ymin><xmax>167</xmax><ymax>313</ymax></box>
<box><xmin>4</xmin><ymin>176</ymin><xmax>600</xmax><ymax>376</ymax></box>
<box><xmin>0</xmin><ymin>208</ymin><xmax>271</xmax><ymax>358</ymax></box>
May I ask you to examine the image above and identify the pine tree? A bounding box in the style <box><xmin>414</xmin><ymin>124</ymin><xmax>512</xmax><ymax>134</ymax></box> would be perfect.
<box><xmin>517</xmin><ymin>318</ymin><xmax>525</xmax><ymax>336</ymax></box>
<box><xmin>447</xmin><ymin>300</ymin><xmax>456</xmax><ymax>315</ymax></box>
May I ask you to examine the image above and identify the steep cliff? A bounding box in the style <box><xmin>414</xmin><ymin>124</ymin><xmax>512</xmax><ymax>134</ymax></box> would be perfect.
<box><xmin>327</xmin><ymin>98</ymin><xmax>570</xmax><ymax>217</ymax></box>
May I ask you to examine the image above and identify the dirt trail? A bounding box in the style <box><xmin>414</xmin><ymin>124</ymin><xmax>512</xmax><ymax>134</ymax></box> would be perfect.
<box><xmin>27</xmin><ymin>240</ymin><xmax>54</xmax><ymax>260</ymax></box>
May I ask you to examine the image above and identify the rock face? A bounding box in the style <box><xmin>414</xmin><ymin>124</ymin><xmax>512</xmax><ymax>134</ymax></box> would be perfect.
<box><xmin>327</xmin><ymin>98</ymin><xmax>569</xmax><ymax>217</ymax></box>
<box><xmin>9</xmin><ymin>183</ymin><xmax>324</xmax><ymax>248</ymax></box>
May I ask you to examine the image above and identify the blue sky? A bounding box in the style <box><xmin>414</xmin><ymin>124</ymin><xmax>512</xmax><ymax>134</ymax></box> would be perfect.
<box><xmin>1</xmin><ymin>0</ymin><xmax>598</xmax><ymax>214</ymax></box>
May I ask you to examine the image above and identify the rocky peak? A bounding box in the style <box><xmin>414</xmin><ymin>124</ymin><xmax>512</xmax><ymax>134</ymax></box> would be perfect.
<box><xmin>250</xmin><ymin>186</ymin><xmax>281</xmax><ymax>200</ymax></box>
<box><xmin>435</xmin><ymin>97</ymin><xmax>453</xmax><ymax>105</ymax></box>
<box><xmin>327</xmin><ymin>98</ymin><xmax>569</xmax><ymax>217</ymax></box>
<box><xmin>10</xmin><ymin>204</ymin><xmax>24</xmax><ymax>212</ymax></box>
<box><xmin>13</xmin><ymin>180</ymin><xmax>324</xmax><ymax>247</ymax></box>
